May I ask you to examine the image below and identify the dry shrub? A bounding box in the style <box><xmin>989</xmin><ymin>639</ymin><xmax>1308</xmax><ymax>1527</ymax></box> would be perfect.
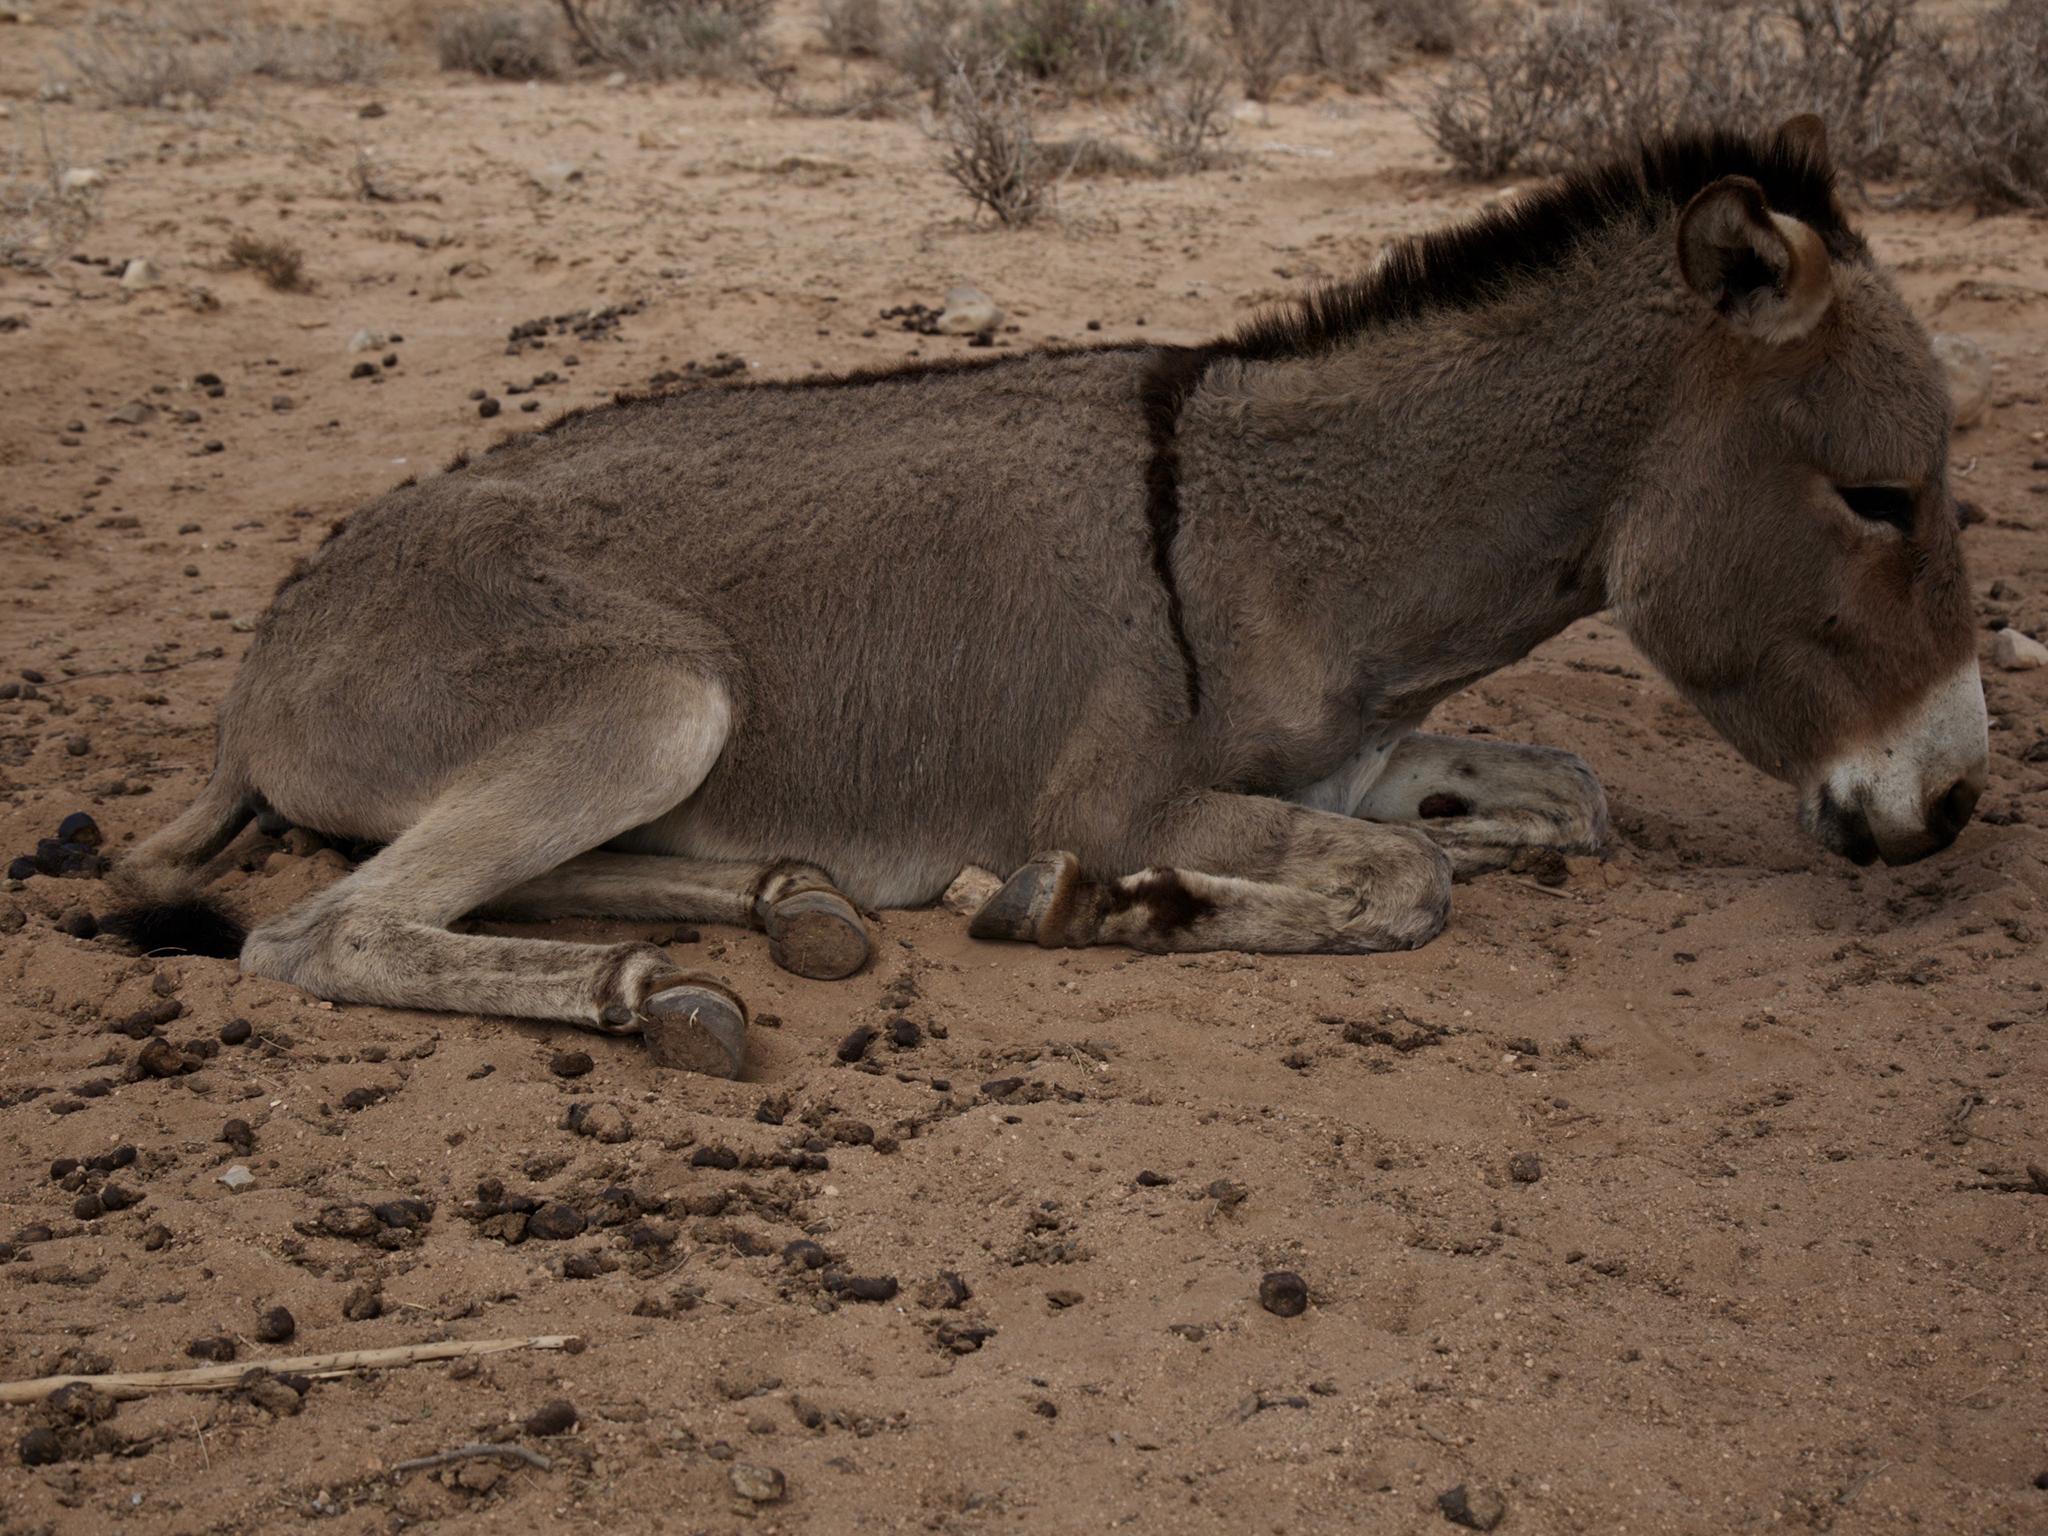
<box><xmin>1373</xmin><ymin>0</ymin><xmax>1470</xmax><ymax>56</ymax></box>
<box><xmin>226</xmin><ymin>233</ymin><xmax>309</xmax><ymax>292</ymax></box>
<box><xmin>1133</xmin><ymin>52</ymin><xmax>1234</xmax><ymax>169</ymax></box>
<box><xmin>436</xmin><ymin>6</ymin><xmax>566</xmax><ymax>79</ymax></box>
<box><xmin>1045</xmin><ymin>131</ymin><xmax>1155</xmax><ymax>174</ymax></box>
<box><xmin>975</xmin><ymin>0</ymin><xmax>1186</xmax><ymax>92</ymax></box>
<box><xmin>61</xmin><ymin>6</ymin><xmax>242</xmax><ymax>107</ymax></box>
<box><xmin>1220</xmin><ymin>0</ymin><xmax>1298</xmax><ymax>102</ymax></box>
<box><xmin>556</xmin><ymin>0</ymin><xmax>772</xmax><ymax>79</ymax></box>
<box><xmin>820</xmin><ymin>0</ymin><xmax>887</xmax><ymax>56</ymax></box>
<box><xmin>1418</xmin><ymin>0</ymin><xmax>1919</xmax><ymax>181</ymax></box>
<box><xmin>932</xmin><ymin>60</ymin><xmax>1051</xmax><ymax>222</ymax></box>
<box><xmin>233</xmin><ymin>19</ymin><xmax>391</xmax><ymax>85</ymax></box>
<box><xmin>1301</xmin><ymin>0</ymin><xmax>1389</xmax><ymax>89</ymax></box>
<box><xmin>1</xmin><ymin>111</ymin><xmax>99</xmax><ymax>273</ymax></box>
<box><xmin>1916</xmin><ymin>0</ymin><xmax>2048</xmax><ymax>209</ymax></box>
<box><xmin>893</xmin><ymin>0</ymin><xmax>985</xmax><ymax>92</ymax></box>
<box><xmin>62</xmin><ymin>5</ymin><xmax>387</xmax><ymax>105</ymax></box>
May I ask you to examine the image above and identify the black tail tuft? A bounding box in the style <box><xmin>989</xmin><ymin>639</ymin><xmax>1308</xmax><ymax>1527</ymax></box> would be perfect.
<box><xmin>100</xmin><ymin>895</ymin><xmax>246</xmax><ymax>960</ymax></box>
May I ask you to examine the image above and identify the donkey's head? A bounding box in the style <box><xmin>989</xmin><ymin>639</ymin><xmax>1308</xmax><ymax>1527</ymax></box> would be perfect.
<box><xmin>1614</xmin><ymin>118</ymin><xmax>1986</xmax><ymax>866</ymax></box>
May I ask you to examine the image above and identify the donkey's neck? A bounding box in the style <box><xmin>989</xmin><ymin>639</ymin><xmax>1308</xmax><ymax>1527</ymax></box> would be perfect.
<box><xmin>1171</xmin><ymin>241</ymin><xmax>1681</xmax><ymax>777</ymax></box>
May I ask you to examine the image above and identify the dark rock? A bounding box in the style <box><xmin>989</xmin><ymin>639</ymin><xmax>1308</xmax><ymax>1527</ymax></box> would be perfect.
<box><xmin>56</xmin><ymin>812</ymin><xmax>102</xmax><ymax>847</ymax></box>
<box><xmin>340</xmin><ymin>1085</ymin><xmax>387</xmax><ymax>1111</ymax></box>
<box><xmin>824</xmin><ymin>1271</ymin><xmax>898</xmax><ymax>1303</ymax></box>
<box><xmin>782</xmin><ymin>1239</ymin><xmax>830</xmax><ymax>1270</ymax></box>
<box><xmin>255</xmin><ymin>1305</ymin><xmax>296</xmax><ymax>1343</ymax></box>
<box><xmin>916</xmin><ymin>1271</ymin><xmax>972</xmax><ymax>1310</ymax></box>
<box><xmin>729</xmin><ymin>1463</ymin><xmax>786</xmax><ymax>1502</ymax></box>
<box><xmin>888</xmin><ymin>1016</ymin><xmax>921</xmax><ymax>1048</ymax></box>
<box><xmin>219</xmin><ymin>1018</ymin><xmax>252</xmax><ymax>1045</ymax></box>
<box><xmin>71</xmin><ymin>1192</ymin><xmax>105</xmax><ymax>1220</ymax></box>
<box><xmin>525</xmin><ymin>1399</ymin><xmax>578</xmax><ymax>1436</ymax></box>
<box><xmin>319</xmin><ymin>1204</ymin><xmax>381</xmax><ymax>1240</ymax></box>
<box><xmin>550</xmin><ymin>1050</ymin><xmax>593</xmax><ymax>1078</ymax></box>
<box><xmin>56</xmin><ymin>910</ymin><xmax>98</xmax><ymax>940</ymax></box>
<box><xmin>691</xmin><ymin>1145</ymin><xmax>740</xmax><ymax>1170</ymax></box>
<box><xmin>86</xmin><ymin>1145</ymin><xmax>135</xmax><ymax>1173</ymax></box>
<box><xmin>220</xmin><ymin>1118</ymin><xmax>255</xmax><ymax>1154</ymax></box>
<box><xmin>1135</xmin><ymin>1170</ymin><xmax>1172</xmax><ymax>1187</ymax></box>
<box><xmin>134</xmin><ymin>1037</ymin><xmax>193</xmax><ymax>1078</ymax></box>
<box><xmin>141</xmin><ymin>1225</ymin><xmax>171</xmax><ymax>1251</ymax></box>
<box><xmin>99</xmin><ymin>1183</ymin><xmax>141</xmax><ymax>1211</ymax></box>
<box><xmin>1508</xmin><ymin>1152</ymin><xmax>1543</xmax><ymax>1183</ymax></box>
<box><xmin>1258</xmin><ymin>1270</ymin><xmax>1309</xmax><ymax>1318</ymax></box>
<box><xmin>478</xmin><ymin>397</ymin><xmax>501</xmax><ymax>418</ymax></box>
<box><xmin>527</xmin><ymin>1202</ymin><xmax>585</xmax><ymax>1240</ymax></box>
<box><xmin>18</xmin><ymin>1426</ymin><xmax>62</xmax><ymax>1466</ymax></box>
<box><xmin>187</xmin><ymin>1336</ymin><xmax>237</xmax><ymax>1362</ymax></box>
<box><xmin>835</xmin><ymin>1025</ymin><xmax>875</xmax><ymax>1063</ymax></box>
<box><xmin>1439</xmin><ymin>1484</ymin><xmax>1508</xmax><ymax>1531</ymax></box>
<box><xmin>341</xmin><ymin>1282</ymin><xmax>382</xmax><ymax>1321</ymax></box>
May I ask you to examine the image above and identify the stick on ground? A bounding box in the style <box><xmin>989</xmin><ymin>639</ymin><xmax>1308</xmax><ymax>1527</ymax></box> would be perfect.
<box><xmin>0</xmin><ymin>1335</ymin><xmax>577</xmax><ymax>1405</ymax></box>
<box><xmin>390</xmin><ymin>1442</ymin><xmax>553</xmax><ymax>1477</ymax></box>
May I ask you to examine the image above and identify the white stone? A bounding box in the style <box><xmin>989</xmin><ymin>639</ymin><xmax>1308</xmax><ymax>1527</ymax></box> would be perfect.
<box><xmin>218</xmin><ymin>1164</ymin><xmax>255</xmax><ymax>1191</ymax></box>
<box><xmin>936</xmin><ymin>284</ymin><xmax>1003</xmax><ymax>335</ymax></box>
<box><xmin>119</xmin><ymin>258</ymin><xmax>160</xmax><ymax>290</ymax></box>
<box><xmin>1931</xmin><ymin>333</ymin><xmax>1991</xmax><ymax>430</ymax></box>
<box><xmin>59</xmin><ymin>167</ymin><xmax>103</xmax><ymax>194</ymax></box>
<box><xmin>346</xmin><ymin>327</ymin><xmax>386</xmax><ymax>353</ymax></box>
<box><xmin>940</xmin><ymin>865</ymin><xmax>1004</xmax><ymax>916</ymax></box>
<box><xmin>1992</xmin><ymin>628</ymin><xmax>2047</xmax><ymax>671</ymax></box>
<box><xmin>533</xmin><ymin>161</ymin><xmax>585</xmax><ymax>194</ymax></box>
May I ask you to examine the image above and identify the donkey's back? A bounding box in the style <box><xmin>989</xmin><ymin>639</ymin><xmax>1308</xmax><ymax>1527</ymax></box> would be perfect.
<box><xmin>225</xmin><ymin>346</ymin><xmax>1188</xmax><ymax>883</ymax></box>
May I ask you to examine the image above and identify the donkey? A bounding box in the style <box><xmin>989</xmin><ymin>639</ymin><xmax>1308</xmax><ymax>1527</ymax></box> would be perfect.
<box><xmin>107</xmin><ymin>117</ymin><xmax>1987</xmax><ymax>1076</ymax></box>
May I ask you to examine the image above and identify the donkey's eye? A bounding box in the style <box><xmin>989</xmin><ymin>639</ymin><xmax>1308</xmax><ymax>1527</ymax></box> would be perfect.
<box><xmin>1836</xmin><ymin>484</ymin><xmax>1915</xmax><ymax>530</ymax></box>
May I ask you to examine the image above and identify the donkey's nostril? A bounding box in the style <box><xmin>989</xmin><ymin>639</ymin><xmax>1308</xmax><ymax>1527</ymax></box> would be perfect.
<box><xmin>1926</xmin><ymin>777</ymin><xmax>1981</xmax><ymax>846</ymax></box>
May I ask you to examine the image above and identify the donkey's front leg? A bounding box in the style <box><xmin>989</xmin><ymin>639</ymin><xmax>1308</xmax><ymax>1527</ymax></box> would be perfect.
<box><xmin>970</xmin><ymin>793</ymin><xmax>1451</xmax><ymax>955</ymax></box>
<box><xmin>1352</xmin><ymin>734</ymin><xmax>1610</xmax><ymax>878</ymax></box>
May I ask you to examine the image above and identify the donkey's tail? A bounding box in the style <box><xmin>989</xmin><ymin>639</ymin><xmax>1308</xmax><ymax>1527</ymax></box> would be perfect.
<box><xmin>99</xmin><ymin>768</ymin><xmax>255</xmax><ymax>959</ymax></box>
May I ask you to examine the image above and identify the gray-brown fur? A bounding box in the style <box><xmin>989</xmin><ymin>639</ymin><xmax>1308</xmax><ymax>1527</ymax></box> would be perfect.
<box><xmin>107</xmin><ymin>118</ymin><xmax>1986</xmax><ymax>1065</ymax></box>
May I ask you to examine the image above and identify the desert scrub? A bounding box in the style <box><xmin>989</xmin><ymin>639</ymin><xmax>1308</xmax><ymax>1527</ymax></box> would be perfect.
<box><xmin>232</xmin><ymin>19</ymin><xmax>390</xmax><ymax>85</ymax></box>
<box><xmin>975</xmin><ymin>0</ymin><xmax>1187</xmax><ymax>92</ymax></box>
<box><xmin>932</xmin><ymin>60</ymin><xmax>1052</xmax><ymax>223</ymax></box>
<box><xmin>1</xmin><ymin>112</ymin><xmax>99</xmax><ymax>273</ymax></box>
<box><xmin>436</xmin><ymin>6</ymin><xmax>567</xmax><ymax>79</ymax></box>
<box><xmin>556</xmin><ymin>0</ymin><xmax>772</xmax><ymax>79</ymax></box>
<box><xmin>819</xmin><ymin>0</ymin><xmax>887</xmax><ymax>56</ymax></box>
<box><xmin>225</xmin><ymin>233</ymin><xmax>309</xmax><ymax>292</ymax></box>
<box><xmin>60</xmin><ymin>4</ymin><xmax>243</xmax><ymax>108</ymax></box>
<box><xmin>1418</xmin><ymin>0</ymin><xmax>1920</xmax><ymax>181</ymax></box>
<box><xmin>1914</xmin><ymin>0</ymin><xmax>2048</xmax><ymax>208</ymax></box>
<box><xmin>1133</xmin><ymin>52</ymin><xmax>1235</xmax><ymax>169</ymax></box>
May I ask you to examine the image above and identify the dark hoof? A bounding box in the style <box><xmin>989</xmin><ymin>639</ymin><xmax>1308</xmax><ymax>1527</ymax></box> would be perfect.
<box><xmin>641</xmin><ymin>980</ymin><xmax>748</xmax><ymax>1078</ymax></box>
<box><xmin>764</xmin><ymin>887</ymin><xmax>870</xmax><ymax>980</ymax></box>
<box><xmin>968</xmin><ymin>851</ymin><xmax>1080</xmax><ymax>944</ymax></box>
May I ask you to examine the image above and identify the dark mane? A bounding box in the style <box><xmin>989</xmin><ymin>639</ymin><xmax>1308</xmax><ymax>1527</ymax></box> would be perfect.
<box><xmin>1224</xmin><ymin>127</ymin><xmax>1865</xmax><ymax>363</ymax></box>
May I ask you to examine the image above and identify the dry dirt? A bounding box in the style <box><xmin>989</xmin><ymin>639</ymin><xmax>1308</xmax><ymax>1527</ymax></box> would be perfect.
<box><xmin>3</xmin><ymin>5</ymin><xmax>2047</xmax><ymax>1534</ymax></box>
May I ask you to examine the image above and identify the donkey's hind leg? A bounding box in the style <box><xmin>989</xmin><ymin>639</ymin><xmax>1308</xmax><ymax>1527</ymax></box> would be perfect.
<box><xmin>240</xmin><ymin>674</ymin><xmax>752</xmax><ymax>1074</ymax></box>
<box><xmin>1351</xmin><ymin>733</ymin><xmax>1610</xmax><ymax>879</ymax></box>
<box><xmin>477</xmin><ymin>854</ymin><xmax>870</xmax><ymax>980</ymax></box>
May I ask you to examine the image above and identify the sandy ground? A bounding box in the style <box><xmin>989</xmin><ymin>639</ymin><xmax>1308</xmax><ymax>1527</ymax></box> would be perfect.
<box><xmin>2</xmin><ymin>4</ymin><xmax>2047</xmax><ymax>1533</ymax></box>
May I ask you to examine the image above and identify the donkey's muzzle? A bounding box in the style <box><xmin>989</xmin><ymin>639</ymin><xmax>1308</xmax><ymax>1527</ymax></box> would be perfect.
<box><xmin>1813</xmin><ymin>774</ymin><xmax>1979</xmax><ymax>867</ymax></box>
<box><xmin>1804</xmin><ymin>662</ymin><xmax>1989</xmax><ymax>868</ymax></box>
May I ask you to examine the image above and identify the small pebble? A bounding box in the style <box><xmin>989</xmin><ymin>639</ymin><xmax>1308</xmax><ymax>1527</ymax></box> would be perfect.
<box><xmin>729</xmin><ymin>1463</ymin><xmax>786</xmax><ymax>1503</ymax></box>
<box><xmin>255</xmin><ymin>1305</ymin><xmax>295</xmax><ymax>1344</ymax></box>
<box><xmin>1438</xmin><ymin>1483</ymin><xmax>1509</xmax><ymax>1531</ymax></box>
<box><xmin>835</xmin><ymin>1024</ymin><xmax>875</xmax><ymax>1063</ymax></box>
<box><xmin>187</xmin><ymin>1336</ymin><xmax>237</xmax><ymax>1362</ymax></box>
<box><xmin>219</xmin><ymin>1018</ymin><xmax>253</xmax><ymax>1045</ymax></box>
<box><xmin>1508</xmin><ymin>1151</ymin><xmax>1543</xmax><ymax>1183</ymax></box>
<box><xmin>550</xmin><ymin>1050</ymin><xmax>593</xmax><ymax>1079</ymax></box>
<box><xmin>18</xmin><ymin>1427</ymin><xmax>62</xmax><ymax>1466</ymax></box>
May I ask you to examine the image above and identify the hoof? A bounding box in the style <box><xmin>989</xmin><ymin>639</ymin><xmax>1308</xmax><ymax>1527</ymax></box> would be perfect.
<box><xmin>641</xmin><ymin>979</ymin><xmax>748</xmax><ymax>1078</ymax></box>
<box><xmin>764</xmin><ymin>887</ymin><xmax>870</xmax><ymax>981</ymax></box>
<box><xmin>968</xmin><ymin>850</ymin><xmax>1081</xmax><ymax>945</ymax></box>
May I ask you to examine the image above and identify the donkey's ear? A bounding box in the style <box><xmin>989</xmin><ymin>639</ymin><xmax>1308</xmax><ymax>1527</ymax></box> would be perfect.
<box><xmin>1775</xmin><ymin>113</ymin><xmax>1831</xmax><ymax>172</ymax></box>
<box><xmin>1677</xmin><ymin>175</ymin><xmax>1833</xmax><ymax>344</ymax></box>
